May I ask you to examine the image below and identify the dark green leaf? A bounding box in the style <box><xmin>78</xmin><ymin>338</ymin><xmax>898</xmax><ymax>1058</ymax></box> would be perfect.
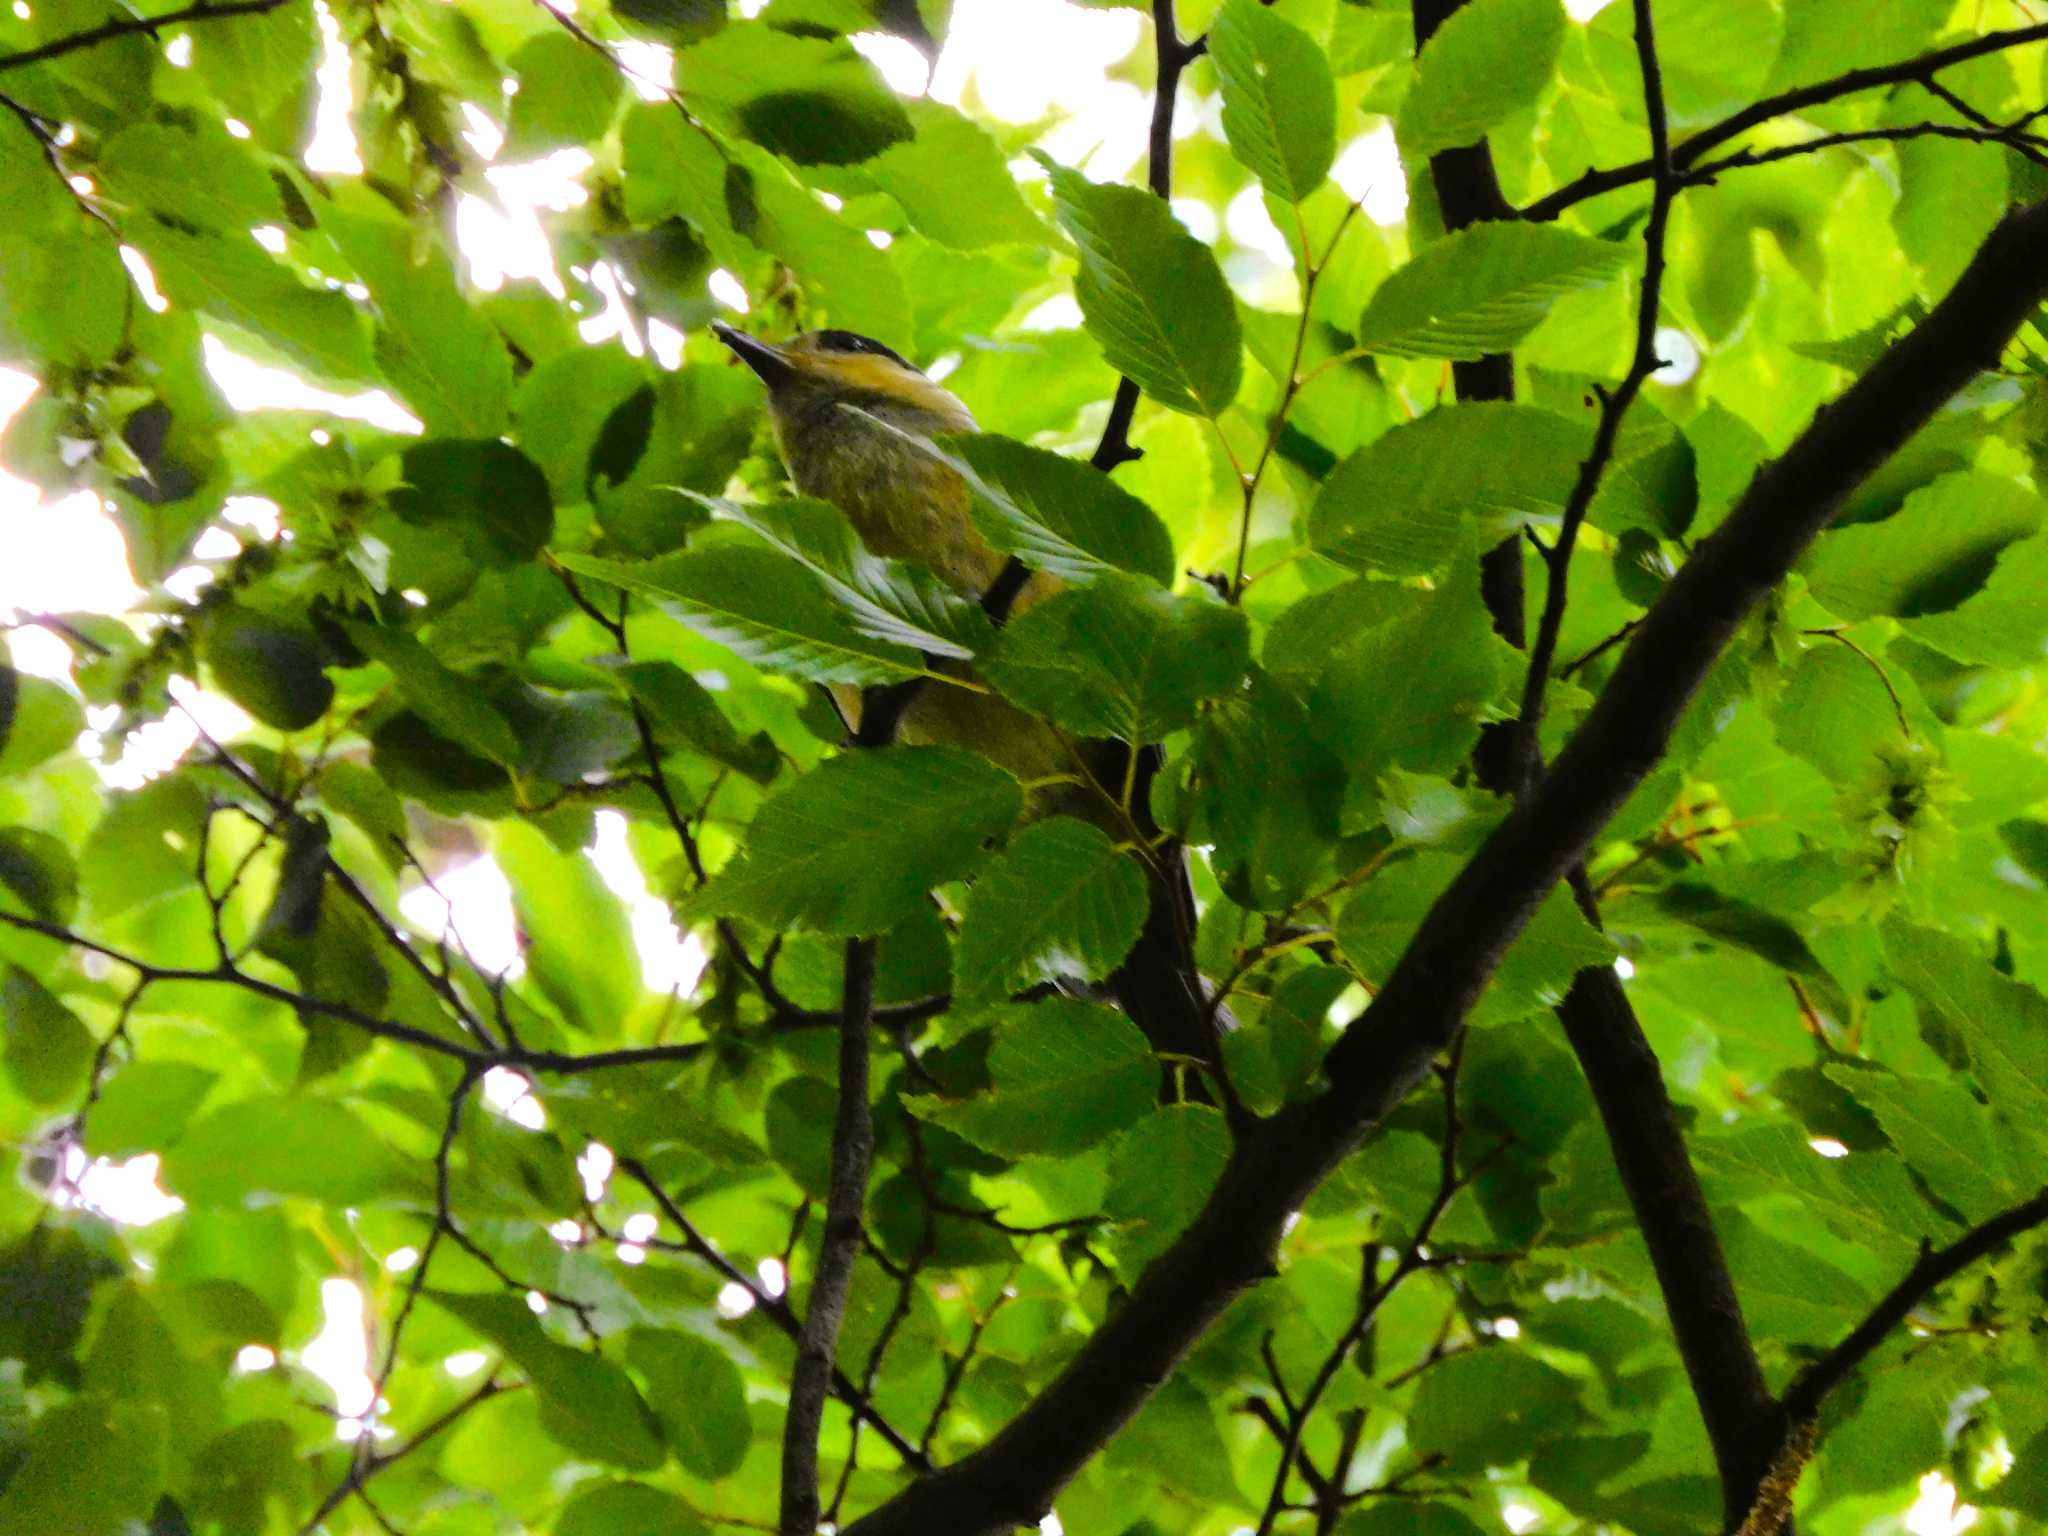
<box><xmin>556</xmin><ymin>1481</ymin><xmax>707</xmax><ymax>1536</ymax></box>
<box><xmin>624</xmin><ymin>1328</ymin><xmax>749</xmax><ymax>1480</ymax></box>
<box><xmin>983</xmin><ymin>574</ymin><xmax>1251</xmax><ymax>743</ymax></box>
<box><xmin>0</xmin><ymin>668</ymin><xmax>84</xmax><ymax>778</ymax></box>
<box><xmin>344</xmin><ymin>621</ymin><xmax>522</xmax><ymax>767</ymax></box>
<box><xmin>907</xmin><ymin>998</ymin><xmax>1158</xmax><ymax>1157</ymax></box>
<box><xmin>618</xmin><ymin>660</ymin><xmax>780</xmax><ymax>783</ymax></box>
<box><xmin>953</xmin><ymin>817</ymin><xmax>1148</xmax><ymax>1007</ymax></box>
<box><xmin>427</xmin><ymin>1291</ymin><xmax>665</xmax><ymax>1468</ymax></box>
<box><xmin>1104</xmin><ymin>1104</ymin><xmax>1230</xmax><ymax>1269</ymax></box>
<box><xmin>389</xmin><ymin>439</ymin><xmax>554</xmax><ymax>569</ymax></box>
<box><xmin>0</xmin><ymin>1393</ymin><xmax>165</xmax><ymax>1536</ymax></box>
<box><xmin>0</xmin><ymin>828</ymin><xmax>79</xmax><ymax>925</ymax></box>
<box><xmin>686</xmin><ymin>746</ymin><xmax>1022</xmax><ymax>935</ymax></box>
<box><xmin>1</xmin><ymin>968</ymin><xmax>94</xmax><ymax>1106</ymax></box>
<box><xmin>866</xmin><ymin>104</ymin><xmax>1047</xmax><ymax>249</ymax></box>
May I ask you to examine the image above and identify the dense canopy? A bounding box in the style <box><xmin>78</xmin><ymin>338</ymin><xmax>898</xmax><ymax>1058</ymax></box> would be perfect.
<box><xmin>4</xmin><ymin>1</ymin><xmax>2048</xmax><ymax>1535</ymax></box>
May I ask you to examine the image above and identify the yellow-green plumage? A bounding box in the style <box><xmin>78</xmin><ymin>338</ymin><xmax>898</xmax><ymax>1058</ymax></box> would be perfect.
<box><xmin>714</xmin><ymin>326</ymin><xmax>1073</xmax><ymax>783</ymax></box>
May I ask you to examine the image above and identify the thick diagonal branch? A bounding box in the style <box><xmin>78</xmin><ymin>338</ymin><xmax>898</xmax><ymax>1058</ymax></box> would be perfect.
<box><xmin>843</xmin><ymin>193</ymin><xmax>2048</xmax><ymax>1536</ymax></box>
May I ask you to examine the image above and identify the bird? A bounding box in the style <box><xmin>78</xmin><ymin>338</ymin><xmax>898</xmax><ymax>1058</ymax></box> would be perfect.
<box><xmin>710</xmin><ymin>321</ymin><xmax>1221</xmax><ymax>1074</ymax></box>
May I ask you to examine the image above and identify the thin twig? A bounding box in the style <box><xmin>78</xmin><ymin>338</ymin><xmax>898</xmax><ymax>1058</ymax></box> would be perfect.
<box><xmin>0</xmin><ymin>0</ymin><xmax>293</xmax><ymax>73</ymax></box>
<box><xmin>1521</xmin><ymin>20</ymin><xmax>2048</xmax><ymax>220</ymax></box>
<box><xmin>1516</xmin><ymin>0</ymin><xmax>1677</xmax><ymax>747</ymax></box>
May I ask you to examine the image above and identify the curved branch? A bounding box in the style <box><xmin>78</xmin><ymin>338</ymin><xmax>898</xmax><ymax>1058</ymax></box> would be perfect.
<box><xmin>1521</xmin><ymin>20</ymin><xmax>2048</xmax><ymax>221</ymax></box>
<box><xmin>0</xmin><ymin>0</ymin><xmax>293</xmax><ymax>73</ymax></box>
<box><xmin>844</xmin><ymin>191</ymin><xmax>2048</xmax><ymax>1536</ymax></box>
<box><xmin>1780</xmin><ymin>1186</ymin><xmax>2048</xmax><ymax>1427</ymax></box>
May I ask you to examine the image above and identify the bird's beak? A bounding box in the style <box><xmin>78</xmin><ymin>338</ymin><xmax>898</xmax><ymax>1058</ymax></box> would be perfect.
<box><xmin>711</xmin><ymin>321</ymin><xmax>794</xmax><ymax>386</ymax></box>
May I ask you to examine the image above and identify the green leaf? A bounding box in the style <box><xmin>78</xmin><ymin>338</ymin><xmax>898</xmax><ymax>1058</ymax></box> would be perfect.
<box><xmin>3</xmin><ymin>231</ymin><xmax>129</xmax><ymax>368</ymax></box>
<box><xmin>1104</xmin><ymin>1104</ymin><xmax>1230</xmax><ymax>1269</ymax></box>
<box><xmin>1039</xmin><ymin>155</ymin><xmax>1243</xmax><ymax>416</ymax></box>
<box><xmin>97</xmin><ymin>123</ymin><xmax>280</xmax><ymax>232</ymax></box>
<box><xmin>1</xmin><ymin>968</ymin><xmax>94</xmax><ymax>1106</ymax></box>
<box><xmin>766</xmin><ymin>1073</ymin><xmax>836</xmax><ymax>1197</ymax></box>
<box><xmin>133</xmin><ymin>223</ymin><xmax>373</xmax><ymax>385</ymax></box>
<box><xmin>506</xmin><ymin>32</ymin><xmax>623</xmax><ymax>154</ymax></box>
<box><xmin>495</xmin><ymin>822</ymin><xmax>640</xmax><ymax>1037</ymax></box>
<box><xmin>325</xmin><ymin>209</ymin><xmax>513</xmax><ymax>438</ymax></box>
<box><xmin>687</xmin><ymin>746</ymin><xmax>1022</xmax><ymax>935</ymax></box>
<box><xmin>159</xmin><ymin>1094</ymin><xmax>420</xmax><ymax>1206</ymax></box>
<box><xmin>202</xmin><ymin>607</ymin><xmax>334</xmax><ymax>732</ymax></box>
<box><xmin>1359</xmin><ymin>224</ymin><xmax>1629</xmax><ymax>361</ymax></box>
<box><xmin>907</xmin><ymin>998</ymin><xmax>1158</xmax><ymax>1156</ymax></box>
<box><xmin>1308</xmin><ymin>567</ymin><xmax>1510</xmax><ymax>828</ymax></box>
<box><xmin>716</xmin><ymin>495</ymin><xmax>995</xmax><ymax>660</ymax></box>
<box><xmin>0</xmin><ymin>1393</ymin><xmax>165</xmax><ymax>1536</ymax></box>
<box><xmin>1805</xmin><ymin>471</ymin><xmax>2044</xmax><ymax>622</ymax></box>
<box><xmin>1309</xmin><ymin>403</ymin><xmax>1590</xmax><ymax>575</ymax></box>
<box><xmin>556</xmin><ymin>549</ymin><xmax>932</xmax><ymax>686</ymax></box>
<box><xmin>944</xmin><ymin>433</ymin><xmax>1176</xmax><ymax>586</ymax></box>
<box><xmin>1210</xmin><ymin>0</ymin><xmax>1338</xmax><ymax>204</ymax></box>
<box><xmin>0</xmin><ymin>827</ymin><xmax>79</xmax><ymax>925</ymax></box>
<box><xmin>1187</xmin><ymin>670</ymin><xmax>1346</xmax><ymax>911</ymax></box>
<box><xmin>619</xmin><ymin>105</ymin><xmax>757</xmax><ymax>271</ymax></box>
<box><xmin>1407</xmin><ymin>1348</ymin><xmax>1583</xmax><ymax>1467</ymax></box>
<box><xmin>1883</xmin><ymin>921</ymin><xmax>2048</xmax><ymax>1163</ymax></box>
<box><xmin>624</xmin><ymin>1328</ymin><xmax>749</xmax><ymax>1480</ymax></box>
<box><xmin>678</xmin><ymin>24</ymin><xmax>912</xmax><ymax>165</ymax></box>
<box><xmin>0</xmin><ymin>667</ymin><xmax>84</xmax><ymax>778</ymax></box>
<box><xmin>617</xmin><ymin>661</ymin><xmax>780</xmax><ymax>784</ymax></box>
<box><xmin>556</xmin><ymin>1481</ymin><xmax>708</xmax><ymax>1536</ymax></box>
<box><xmin>740</xmin><ymin>141</ymin><xmax>911</xmax><ymax>339</ymax></box>
<box><xmin>344</xmin><ymin>621</ymin><xmax>522</xmax><ymax>768</ymax></box>
<box><xmin>1902</xmin><ymin>531</ymin><xmax>2048</xmax><ymax>668</ymax></box>
<box><xmin>428</xmin><ymin>1291</ymin><xmax>665</xmax><ymax>1469</ymax></box>
<box><xmin>83</xmin><ymin>1060</ymin><xmax>218</xmax><ymax>1158</ymax></box>
<box><xmin>513</xmin><ymin>345</ymin><xmax>651</xmax><ymax>504</ymax></box>
<box><xmin>1823</xmin><ymin>1065</ymin><xmax>2017</xmax><ymax>1223</ymax></box>
<box><xmin>866</xmin><ymin>104</ymin><xmax>1047</xmax><ymax>249</ymax></box>
<box><xmin>389</xmin><ymin>440</ymin><xmax>554</xmax><ymax>569</ymax></box>
<box><xmin>1399</xmin><ymin>0</ymin><xmax>1565</xmax><ymax>157</ymax></box>
<box><xmin>983</xmin><ymin>574</ymin><xmax>1251</xmax><ymax>743</ymax></box>
<box><xmin>953</xmin><ymin>819</ymin><xmax>1148</xmax><ymax>1008</ymax></box>
<box><xmin>189</xmin><ymin>0</ymin><xmax>317</xmax><ymax>118</ymax></box>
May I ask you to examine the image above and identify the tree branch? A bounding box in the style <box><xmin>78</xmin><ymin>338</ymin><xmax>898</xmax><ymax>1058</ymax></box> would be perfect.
<box><xmin>1517</xmin><ymin>0</ymin><xmax>1676</xmax><ymax>740</ymax></box>
<box><xmin>1779</xmin><ymin>1187</ymin><xmax>2048</xmax><ymax>1427</ymax></box>
<box><xmin>781</xmin><ymin>935</ymin><xmax>879</xmax><ymax>1535</ymax></box>
<box><xmin>1521</xmin><ymin>20</ymin><xmax>2048</xmax><ymax>221</ymax></box>
<box><xmin>0</xmin><ymin>0</ymin><xmax>294</xmax><ymax>73</ymax></box>
<box><xmin>842</xmin><ymin>189</ymin><xmax>2048</xmax><ymax>1536</ymax></box>
<box><xmin>1086</xmin><ymin>0</ymin><xmax>1203</xmax><ymax>475</ymax></box>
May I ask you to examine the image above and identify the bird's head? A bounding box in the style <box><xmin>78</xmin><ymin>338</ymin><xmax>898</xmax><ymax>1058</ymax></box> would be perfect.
<box><xmin>710</xmin><ymin>322</ymin><xmax>974</xmax><ymax>436</ymax></box>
